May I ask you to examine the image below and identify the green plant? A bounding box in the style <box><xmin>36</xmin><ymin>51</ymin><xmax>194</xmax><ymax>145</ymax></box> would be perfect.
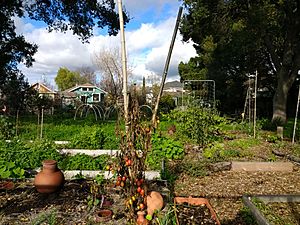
<box><xmin>180</xmin><ymin>159</ymin><xmax>208</xmax><ymax>177</ymax></box>
<box><xmin>0</xmin><ymin>115</ymin><xmax>15</xmax><ymax>139</ymax></box>
<box><xmin>69</xmin><ymin>126</ymin><xmax>106</xmax><ymax>149</ymax></box>
<box><xmin>252</xmin><ymin>197</ymin><xmax>285</xmax><ymax>225</ymax></box>
<box><xmin>59</xmin><ymin>154</ymin><xmax>110</xmax><ymax>170</ymax></box>
<box><xmin>0</xmin><ymin>161</ymin><xmax>25</xmax><ymax>178</ymax></box>
<box><xmin>170</xmin><ymin>107</ymin><xmax>227</xmax><ymax>146</ymax></box>
<box><xmin>239</xmin><ymin>206</ymin><xmax>257</xmax><ymax>225</ymax></box>
<box><xmin>147</xmin><ymin>134</ymin><xmax>184</xmax><ymax>170</ymax></box>
<box><xmin>154</xmin><ymin>204</ymin><xmax>177</xmax><ymax>225</ymax></box>
<box><xmin>266</xmin><ymin>134</ymin><xmax>280</xmax><ymax>143</ymax></box>
<box><xmin>31</xmin><ymin>209</ymin><xmax>57</xmax><ymax>225</ymax></box>
<box><xmin>203</xmin><ymin>142</ymin><xmax>226</xmax><ymax>162</ymax></box>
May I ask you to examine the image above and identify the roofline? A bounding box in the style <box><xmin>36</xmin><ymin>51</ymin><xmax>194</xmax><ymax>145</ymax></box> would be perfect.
<box><xmin>31</xmin><ymin>82</ymin><xmax>56</xmax><ymax>93</ymax></box>
<box><xmin>67</xmin><ymin>85</ymin><xmax>108</xmax><ymax>94</ymax></box>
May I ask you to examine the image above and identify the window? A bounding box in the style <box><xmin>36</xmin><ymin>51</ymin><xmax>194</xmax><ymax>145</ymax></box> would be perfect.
<box><xmin>81</xmin><ymin>96</ymin><xmax>87</xmax><ymax>103</ymax></box>
<box><xmin>93</xmin><ymin>94</ymin><xmax>100</xmax><ymax>102</ymax></box>
<box><xmin>88</xmin><ymin>88</ymin><xmax>93</xmax><ymax>91</ymax></box>
<box><xmin>82</xmin><ymin>88</ymin><xmax>87</xmax><ymax>91</ymax></box>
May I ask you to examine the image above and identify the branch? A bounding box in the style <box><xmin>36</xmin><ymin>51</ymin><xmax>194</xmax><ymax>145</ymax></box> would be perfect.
<box><xmin>263</xmin><ymin>34</ymin><xmax>281</xmax><ymax>71</ymax></box>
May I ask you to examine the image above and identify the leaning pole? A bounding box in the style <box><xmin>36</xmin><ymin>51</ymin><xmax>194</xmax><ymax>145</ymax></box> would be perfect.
<box><xmin>117</xmin><ymin>0</ymin><xmax>129</xmax><ymax>133</ymax></box>
<box><xmin>152</xmin><ymin>6</ymin><xmax>183</xmax><ymax>128</ymax></box>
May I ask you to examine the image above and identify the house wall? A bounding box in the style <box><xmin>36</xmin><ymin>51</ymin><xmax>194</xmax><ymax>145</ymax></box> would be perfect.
<box><xmin>73</xmin><ymin>87</ymin><xmax>105</xmax><ymax>104</ymax></box>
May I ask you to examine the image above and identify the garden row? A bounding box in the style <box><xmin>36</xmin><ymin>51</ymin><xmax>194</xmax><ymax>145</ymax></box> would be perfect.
<box><xmin>0</xmin><ymin>133</ymin><xmax>184</xmax><ymax>179</ymax></box>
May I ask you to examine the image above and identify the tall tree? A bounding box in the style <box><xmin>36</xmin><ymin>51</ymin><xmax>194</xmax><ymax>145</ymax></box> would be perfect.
<box><xmin>55</xmin><ymin>67</ymin><xmax>87</xmax><ymax>91</ymax></box>
<box><xmin>76</xmin><ymin>66</ymin><xmax>97</xmax><ymax>85</ymax></box>
<box><xmin>93</xmin><ymin>47</ymin><xmax>132</xmax><ymax>104</ymax></box>
<box><xmin>0</xmin><ymin>0</ymin><xmax>129</xmax><ymax>112</ymax></box>
<box><xmin>180</xmin><ymin>0</ymin><xmax>300</xmax><ymax>123</ymax></box>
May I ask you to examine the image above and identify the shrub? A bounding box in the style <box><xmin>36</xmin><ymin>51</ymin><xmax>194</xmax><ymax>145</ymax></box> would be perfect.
<box><xmin>0</xmin><ymin>115</ymin><xmax>15</xmax><ymax>139</ymax></box>
<box><xmin>170</xmin><ymin>107</ymin><xmax>227</xmax><ymax>146</ymax></box>
<box><xmin>69</xmin><ymin>126</ymin><xmax>106</xmax><ymax>149</ymax></box>
<box><xmin>146</xmin><ymin>134</ymin><xmax>184</xmax><ymax>170</ymax></box>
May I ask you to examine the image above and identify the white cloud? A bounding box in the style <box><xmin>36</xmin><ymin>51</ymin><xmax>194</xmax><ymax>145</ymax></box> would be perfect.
<box><xmin>17</xmin><ymin>1</ymin><xmax>196</xmax><ymax>86</ymax></box>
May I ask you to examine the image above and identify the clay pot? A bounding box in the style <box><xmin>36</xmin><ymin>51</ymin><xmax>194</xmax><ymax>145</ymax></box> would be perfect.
<box><xmin>34</xmin><ymin>160</ymin><xmax>64</xmax><ymax>193</ymax></box>
<box><xmin>95</xmin><ymin>209</ymin><xmax>112</xmax><ymax>223</ymax></box>
<box><xmin>146</xmin><ymin>191</ymin><xmax>164</xmax><ymax>217</ymax></box>
<box><xmin>137</xmin><ymin>211</ymin><xmax>148</xmax><ymax>225</ymax></box>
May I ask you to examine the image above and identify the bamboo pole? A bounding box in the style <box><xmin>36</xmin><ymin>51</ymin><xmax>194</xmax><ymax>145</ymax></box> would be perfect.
<box><xmin>117</xmin><ymin>0</ymin><xmax>129</xmax><ymax>133</ymax></box>
<box><xmin>292</xmin><ymin>82</ymin><xmax>300</xmax><ymax>144</ymax></box>
<box><xmin>152</xmin><ymin>6</ymin><xmax>183</xmax><ymax>127</ymax></box>
<box><xmin>253</xmin><ymin>71</ymin><xmax>258</xmax><ymax>138</ymax></box>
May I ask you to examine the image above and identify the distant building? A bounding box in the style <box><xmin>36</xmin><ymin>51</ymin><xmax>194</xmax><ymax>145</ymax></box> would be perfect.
<box><xmin>163</xmin><ymin>80</ymin><xmax>183</xmax><ymax>94</ymax></box>
<box><xmin>61</xmin><ymin>83</ymin><xmax>107</xmax><ymax>106</ymax></box>
<box><xmin>31</xmin><ymin>83</ymin><xmax>57</xmax><ymax>100</ymax></box>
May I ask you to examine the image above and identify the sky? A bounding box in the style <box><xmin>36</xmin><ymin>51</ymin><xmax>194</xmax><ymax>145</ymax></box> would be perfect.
<box><xmin>16</xmin><ymin>0</ymin><xmax>197</xmax><ymax>89</ymax></box>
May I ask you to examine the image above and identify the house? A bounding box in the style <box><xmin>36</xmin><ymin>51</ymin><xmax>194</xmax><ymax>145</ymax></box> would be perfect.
<box><xmin>61</xmin><ymin>83</ymin><xmax>107</xmax><ymax>106</ymax></box>
<box><xmin>31</xmin><ymin>83</ymin><xmax>57</xmax><ymax>100</ymax></box>
<box><xmin>163</xmin><ymin>80</ymin><xmax>183</xmax><ymax>94</ymax></box>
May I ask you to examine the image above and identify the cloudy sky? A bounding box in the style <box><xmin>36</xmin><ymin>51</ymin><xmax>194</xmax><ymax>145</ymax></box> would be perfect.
<box><xmin>17</xmin><ymin>0</ymin><xmax>196</xmax><ymax>88</ymax></box>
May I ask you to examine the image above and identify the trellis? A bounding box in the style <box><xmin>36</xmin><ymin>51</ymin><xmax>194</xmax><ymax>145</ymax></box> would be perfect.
<box><xmin>182</xmin><ymin>80</ymin><xmax>216</xmax><ymax>108</ymax></box>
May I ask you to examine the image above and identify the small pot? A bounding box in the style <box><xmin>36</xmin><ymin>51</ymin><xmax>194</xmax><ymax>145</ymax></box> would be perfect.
<box><xmin>95</xmin><ymin>209</ymin><xmax>112</xmax><ymax>223</ymax></box>
<box><xmin>137</xmin><ymin>211</ymin><xmax>148</xmax><ymax>225</ymax></box>
<box><xmin>34</xmin><ymin>160</ymin><xmax>64</xmax><ymax>194</ymax></box>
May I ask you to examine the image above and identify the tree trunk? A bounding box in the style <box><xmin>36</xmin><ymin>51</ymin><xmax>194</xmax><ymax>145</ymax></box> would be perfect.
<box><xmin>272</xmin><ymin>68</ymin><xmax>293</xmax><ymax>124</ymax></box>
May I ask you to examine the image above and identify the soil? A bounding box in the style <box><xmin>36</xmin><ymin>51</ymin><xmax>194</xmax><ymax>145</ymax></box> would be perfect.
<box><xmin>175</xmin><ymin>203</ymin><xmax>218</xmax><ymax>225</ymax></box>
<box><xmin>0</xmin><ymin>179</ymin><xmax>127</xmax><ymax>225</ymax></box>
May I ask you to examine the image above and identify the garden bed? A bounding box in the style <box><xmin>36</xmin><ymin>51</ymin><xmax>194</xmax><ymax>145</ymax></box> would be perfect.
<box><xmin>0</xmin><ymin>179</ymin><xmax>169</xmax><ymax>224</ymax></box>
<box><xmin>243</xmin><ymin>195</ymin><xmax>300</xmax><ymax>225</ymax></box>
<box><xmin>0</xmin><ymin>179</ymin><xmax>128</xmax><ymax>224</ymax></box>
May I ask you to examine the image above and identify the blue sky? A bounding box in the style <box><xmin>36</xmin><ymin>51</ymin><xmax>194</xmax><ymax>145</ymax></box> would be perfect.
<box><xmin>16</xmin><ymin>0</ymin><xmax>196</xmax><ymax>88</ymax></box>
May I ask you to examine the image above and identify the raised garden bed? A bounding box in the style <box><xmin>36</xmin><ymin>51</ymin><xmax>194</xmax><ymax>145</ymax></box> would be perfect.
<box><xmin>174</xmin><ymin>196</ymin><xmax>221</xmax><ymax>225</ymax></box>
<box><xmin>243</xmin><ymin>195</ymin><xmax>300</xmax><ymax>225</ymax></box>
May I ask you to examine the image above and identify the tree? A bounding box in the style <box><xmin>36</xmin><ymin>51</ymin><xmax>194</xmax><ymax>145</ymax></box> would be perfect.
<box><xmin>93</xmin><ymin>47</ymin><xmax>132</xmax><ymax>105</ymax></box>
<box><xmin>0</xmin><ymin>1</ymin><xmax>129</xmax><ymax>113</ymax></box>
<box><xmin>76</xmin><ymin>66</ymin><xmax>97</xmax><ymax>85</ymax></box>
<box><xmin>55</xmin><ymin>67</ymin><xmax>87</xmax><ymax>91</ymax></box>
<box><xmin>180</xmin><ymin>0</ymin><xmax>300</xmax><ymax>123</ymax></box>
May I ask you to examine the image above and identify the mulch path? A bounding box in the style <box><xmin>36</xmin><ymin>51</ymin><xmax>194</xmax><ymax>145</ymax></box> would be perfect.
<box><xmin>174</xmin><ymin>165</ymin><xmax>300</xmax><ymax>224</ymax></box>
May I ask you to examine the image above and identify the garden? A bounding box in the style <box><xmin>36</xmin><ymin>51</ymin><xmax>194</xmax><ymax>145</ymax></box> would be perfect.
<box><xmin>1</xmin><ymin>103</ymin><xmax>300</xmax><ymax>225</ymax></box>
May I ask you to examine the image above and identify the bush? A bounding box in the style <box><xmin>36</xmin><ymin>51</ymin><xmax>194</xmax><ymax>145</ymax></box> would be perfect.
<box><xmin>69</xmin><ymin>126</ymin><xmax>106</xmax><ymax>149</ymax></box>
<box><xmin>170</xmin><ymin>107</ymin><xmax>227</xmax><ymax>146</ymax></box>
<box><xmin>146</xmin><ymin>134</ymin><xmax>184</xmax><ymax>170</ymax></box>
<box><xmin>0</xmin><ymin>115</ymin><xmax>15</xmax><ymax>139</ymax></box>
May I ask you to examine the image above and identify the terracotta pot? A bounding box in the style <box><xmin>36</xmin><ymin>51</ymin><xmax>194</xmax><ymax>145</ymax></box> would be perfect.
<box><xmin>174</xmin><ymin>196</ymin><xmax>221</xmax><ymax>225</ymax></box>
<box><xmin>95</xmin><ymin>209</ymin><xmax>112</xmax><ymax>223</ymax></box>
<box><xmin>136</xmin><ymin>211</ymin><xmax>148</xmax><ymax>225</ymax></box>
<box><xmin>34</xmin><ymin>160</ymin><xmax>64</xmax><ymax>193</ymax></box>
<box><xmin>146</xmin><ymin>191</ymin><xmax>164</xmax><ymax>217</ymax></box>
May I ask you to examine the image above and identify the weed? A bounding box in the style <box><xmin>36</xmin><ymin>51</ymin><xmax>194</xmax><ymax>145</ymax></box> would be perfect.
<box><xmin>239</xmin><ymin>206</ymin><xmax>257</xmax><ymax>225</ymax></box>
<box><xmin>31</xmin><ymin>209</ymin><xmax>57</xmax><ymax>225</ymax></box>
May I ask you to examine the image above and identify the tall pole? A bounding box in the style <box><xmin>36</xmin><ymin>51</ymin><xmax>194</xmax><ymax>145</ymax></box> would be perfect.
<box><xmin>292</xmin><ymin>81</ymin><xmax>300</xmax><ymax>144</ymax></box>
<box><xmin>253</xmin><ymin>71</ymin><xmax>258</xmax><ymax>138</ymax></box>
<box><xmin>152</xmin><ymin>6</ymin><xmax>183</xmax><ymax>127</ymax></box>
<box><xmin>40</xmin><ymin>107</ymin><xmax>44</xmax><ymax>139</ymax></box>
<box><xmin>117</xmin><ymin>0</ymin><xmax>129</xmax><ymax>133</ymax></box>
